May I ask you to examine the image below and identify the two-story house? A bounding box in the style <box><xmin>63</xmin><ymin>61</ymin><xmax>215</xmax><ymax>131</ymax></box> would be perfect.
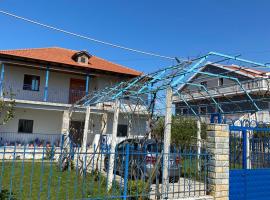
<box><xmin>174</xmin><ymin>63</ymin><xmax>270</xmax><ymax>122</ymax></box>
<box><xmin>0</xmin><ymin>47</ymin><xmax>147</xmax><ymax>147</ymax></box>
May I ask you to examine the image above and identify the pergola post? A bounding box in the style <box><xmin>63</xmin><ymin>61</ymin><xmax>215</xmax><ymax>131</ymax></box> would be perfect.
<box><xmin>61</xmin><ymin>110</ymin><xmax>71</xmax><ymax>147</ymax></box>
<box><xmin>162</xmin><ymin>87</ymin><xmax>172</xmax><ymax>199</ymax></box>
<box><xmin>107</xmin><ymin>99</ymin><xmax>120</xmax><ymax>191</ymax></box>
<box><xmin>82</xmin><ymin>106</ymin><xmax>91</xmax><ymax>152</ymax></box>
<box><xmin>81</xmin><ymin>106</ymin><xmax>91</xmax><ymax>171</ymax></box>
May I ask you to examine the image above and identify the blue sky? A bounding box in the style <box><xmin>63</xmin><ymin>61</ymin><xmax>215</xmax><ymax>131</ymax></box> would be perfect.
<box><xmin>0</xmin><ymin>0</ymin><xmax>270</xmax><ymax>73</ymax></box>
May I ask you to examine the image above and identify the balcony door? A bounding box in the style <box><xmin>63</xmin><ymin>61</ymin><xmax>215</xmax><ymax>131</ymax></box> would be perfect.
<box><xmin>69</xmin><ymin>78</ymin><xmax>86</xmax><ymax>104</ymax></box>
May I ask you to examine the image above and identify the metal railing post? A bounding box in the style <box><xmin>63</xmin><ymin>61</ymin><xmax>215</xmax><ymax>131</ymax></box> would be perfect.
<box><xmin>123</xmin><ymin>144</ymin><xmax>130</xmax><ymax>200</ymax></box>
<box><xmin>242</xmin><ymin>129</ymin><xmax>247</xmax><ymax>169</ymax></box>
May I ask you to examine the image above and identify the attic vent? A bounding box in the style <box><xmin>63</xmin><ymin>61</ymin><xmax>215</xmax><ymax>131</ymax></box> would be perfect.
<box><xmin>72</xmin><ymin>50</ymin><xmax>91</xmax><ymax>64</ymax></box>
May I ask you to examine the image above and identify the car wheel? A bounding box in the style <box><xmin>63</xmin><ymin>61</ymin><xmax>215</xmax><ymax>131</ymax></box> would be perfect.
<box><xmin>104</xmin><ymin>157</ymin><xmax>109</xmax><ymax>172</ymax></box>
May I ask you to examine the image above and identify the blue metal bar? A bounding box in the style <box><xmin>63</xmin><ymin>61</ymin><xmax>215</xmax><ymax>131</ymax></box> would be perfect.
<box><xmin>19</xmin><ymin>145</ymin><xmax>26</xmax><ymax>200</ymax></box>
<box><xmin>192</xmin><ymin>70</ymin><xmax>260</xmax><ymax>111</ymax></box>
<box><xmin>28</xmin><ymin>145</ymin><xmax>36</xmax><ymax>199</ymax></box>
<box><xmin>9</xmin><ymin>145</ymin><xmax>16</xmax><ymax>199</ymax></box>
<box><xmin>38</xmin><ymin>146</ymin><xmax>46</xmax><ymax>199</ymax></box>
<box><xmin>113</xmin><ymin>76</ymin><xmax>143</xmax><ymax>99</ymax></box>
<box><xmin>0</xmin><ymin>146</ymin><xmax>6</xmax><ymax>191</ymax></box>
<box><xmin>175</xmin><ymin>81</ymin><xmax>224</xmax><ymax>113</ymax></box>
<box><xmin>85</xmin><ymin>75</ymin><xmax>90</xmax><ymax>95</ymax></box>
<box><xmin>242</xmin><ymin>130</ymin><xmax>247</xmax><ymax>169</ymax></box>
<box><xmin>209</xmin><ymin>52</ymin><xmax>270</xmax><ymax>68</ymax></box>
<box><xmin>0</xmin><ymin>63</ymin><xmax>5</xmax><ymax>97</ymax></box>
<box><xmin>123</xmin><ymin>144</ymin><xmax>130</xmax><ymax>200</ymax></box>
<box><xmin>176</xmin><ymin>91</ymin><xmax>199</xmax><ymax>118</ymax></box>
<box><xmin>43</xmin><ymin>66</ymin><xmax>50</xmax><ymax>101</ymax></box>
<box><xmin>138</xmin><ymin>70</ymin><xmax>166</xmax><ymax>94</ymax></box>
<box><xmin>171</xmin><ymin>57</ymin><xmax>207</xmax><ymax>87</ymax></box>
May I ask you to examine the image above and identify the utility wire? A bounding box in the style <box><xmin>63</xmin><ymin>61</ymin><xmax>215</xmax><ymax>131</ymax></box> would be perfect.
<box><xmin>0</xmin><ymin>10</ymin><xmax>177</xmax><ymax>60</ymax></box>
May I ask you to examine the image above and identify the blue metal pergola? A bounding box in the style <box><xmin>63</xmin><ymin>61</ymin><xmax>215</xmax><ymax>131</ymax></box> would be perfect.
<box><xmin>70</xmin><ymin>52</ymin><xmax>270</xmax><ymax>118</ymax></box>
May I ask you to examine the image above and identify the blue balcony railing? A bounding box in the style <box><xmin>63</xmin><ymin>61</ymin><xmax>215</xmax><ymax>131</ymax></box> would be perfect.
<box><xmin>2</xmin><ymin>81</ymin><xmax>86</xmax><ymax>105</ymax></box>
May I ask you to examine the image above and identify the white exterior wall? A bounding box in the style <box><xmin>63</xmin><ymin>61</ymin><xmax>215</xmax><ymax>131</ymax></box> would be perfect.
<box><xmin>0</xmin><ymin>107</ymin><xmax>62</xmax><ymax>134</ymax></box>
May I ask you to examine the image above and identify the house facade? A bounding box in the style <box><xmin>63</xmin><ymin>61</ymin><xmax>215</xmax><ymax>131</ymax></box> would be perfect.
<box><xmin>174</xmin><ymin>63</ymin><xmax>270</xmax><ymax>122</ymax></box>
<box><xmin>0</xmin><ymin>47</ymin><xmax>147</xmax><ymax>147</ymax></box>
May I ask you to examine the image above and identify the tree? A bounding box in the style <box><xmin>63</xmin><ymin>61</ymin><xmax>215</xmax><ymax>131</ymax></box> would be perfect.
<box><xmin>0</xmin><ymin>91</ymin><xmax>15</xmax><ymax>126</ymax></box>
<box><xmin>152</xmin><ymin>116</ymin><xmax>207</xmax><ymax>145</ymax></box>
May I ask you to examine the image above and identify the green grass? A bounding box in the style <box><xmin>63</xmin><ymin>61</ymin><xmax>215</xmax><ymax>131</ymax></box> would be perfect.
<box><xmin>0</xmin><ymin>161</ymin><xmax>121</xmax><ymax>200</ymax></box>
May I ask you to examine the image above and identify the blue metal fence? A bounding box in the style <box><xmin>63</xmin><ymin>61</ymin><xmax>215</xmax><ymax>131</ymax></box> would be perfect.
<box><xmin>0</xmin><ymin>143</ymin><xmax>209</xmax><ymax>199</ymax></box>
<box><xmin>229</xmin><ymin>121</ymin><xmax>270</xmax><ymax>169</ymax></box>
<box><xmin>229</xmin><ymin>120</ymin><xmax>270</xmax><ymax>200</ymax></box>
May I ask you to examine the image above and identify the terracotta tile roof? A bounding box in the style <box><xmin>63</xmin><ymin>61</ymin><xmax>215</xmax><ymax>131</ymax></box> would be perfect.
<box><xmin>0</xmin><ymin>47</ymin><xmax>141</xmax><ymax>76</ymax></box>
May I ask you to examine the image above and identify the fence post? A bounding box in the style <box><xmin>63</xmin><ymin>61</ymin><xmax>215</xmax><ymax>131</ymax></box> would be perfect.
<box><xmin>123</xmin><ymin>144</ymin><xmax>130</xmax><ymax>200</ymax></box>
<box><xmin>162</xmin><ymin>87</ymin><xmax>172</xmax><ymax>199</ymax></box>
<box><xmin>207</xmin><ymin>124</ymin><xmax>229</xmax><ymax>200</ymax></box>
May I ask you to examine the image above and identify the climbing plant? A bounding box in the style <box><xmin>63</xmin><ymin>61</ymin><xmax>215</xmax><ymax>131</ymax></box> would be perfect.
<box><xmin>0</xmin><ymin>90</ymin><xmax>15</xmax><ymax>126</ymax></box>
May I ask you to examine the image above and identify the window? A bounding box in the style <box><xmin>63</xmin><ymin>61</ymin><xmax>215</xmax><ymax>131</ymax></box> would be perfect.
<box><xmin>18</xmin><ymin>119</ymin><xmax>34</xmax><ymax>133</ymax></box>
<box><xmin>199</xmin><ymin>106</ymin><xmax>207</xmax><ymax>115</ymax></box>
<box><xmin>23</xmin><ymin>75</ymin><xmax>40</xmax><ymax>91</ymax></box>
<box><xmin>80</xmin><ymin>57</ymin><xmax>86</xmax><ymax>63</ymax></box>
<box><xmin>180</xmin><ymin>107</ymin><xmax>188</xmax><ymax>115</ymax></box>
<box><xmin>218</xmin><ymin>78</ymin><xmax>224</xmax><ymax>86</ymax></box>
<box><xmin>117</xmin><ymin>124</ymin><xmax>128</xmax><ymax>137</ymax></box>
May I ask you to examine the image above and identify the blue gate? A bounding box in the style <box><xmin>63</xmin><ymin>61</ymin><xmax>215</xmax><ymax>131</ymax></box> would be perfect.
<box><xmin>229</xmin><ymin>120</ymin><xmax>270</xmax><ymax>200</ymax></box>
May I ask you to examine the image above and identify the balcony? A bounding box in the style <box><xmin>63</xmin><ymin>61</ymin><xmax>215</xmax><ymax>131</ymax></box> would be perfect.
<box><xmin>173</xmin><ymin>78</ymin><xmax>270</xmax><ymax>102</ymax></box>
<box><xmin>2</xmin><ymin>81</ymin><xmax>86</xmax><ymax>105</ymax></box>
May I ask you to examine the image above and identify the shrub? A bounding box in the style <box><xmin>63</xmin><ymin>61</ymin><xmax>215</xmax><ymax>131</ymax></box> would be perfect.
<box><xmin>0</xmin><ymin>189</ymin><xmax>16</xmax><ymax>200</ymax></box>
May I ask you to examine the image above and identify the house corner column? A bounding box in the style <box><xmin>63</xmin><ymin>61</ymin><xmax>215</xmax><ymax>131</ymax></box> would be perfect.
<box><xmin>207</xmin><ymin>124</ymin><xmax>229</xmax><ymax>200</ymax></box>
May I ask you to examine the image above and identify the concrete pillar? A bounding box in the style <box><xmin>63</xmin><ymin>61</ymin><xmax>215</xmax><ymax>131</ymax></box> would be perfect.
<box><xmin>61</xmin><ymin>110</ymin><xmax>70</xmax><ymax>147</ymax></box>
<box><xmin>162</xmin><ymin>87</ymin><xmax>172</xmax><ymax>199</ymax></box>
<box><xmin>82</xmin><ymin>106</ymin><xmax>91</xmax><ymax>153</ymax></box>
<box><xmin>107</xmin><ymin>99</ymin><xmax>120</xmax><ymax>191</ymax></box>
<box><xmin>207</xmin><ymin>124</ymin><xmax>229</xmax><ymax>200</ymax></box>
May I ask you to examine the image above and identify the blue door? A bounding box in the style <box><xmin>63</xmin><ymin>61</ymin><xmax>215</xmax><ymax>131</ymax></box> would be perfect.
<box><xmin>229</xmin><ymin>121</ymin><xmax>270</xmax><ymax>200</ymax></box>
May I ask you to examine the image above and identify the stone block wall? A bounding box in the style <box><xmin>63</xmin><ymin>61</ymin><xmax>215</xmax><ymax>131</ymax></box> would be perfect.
<box><xmin>207</xmin><ymin>124</ymin><xmax>229</xmax><ymax>200</ymax></box>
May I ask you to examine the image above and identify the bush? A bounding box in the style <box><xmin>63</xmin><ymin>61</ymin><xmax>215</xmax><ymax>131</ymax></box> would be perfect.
<box><xmin>152</xmin><ymin>116</ymin><xmax>207</xmax><ymax>145</ymax></box>
<box><xmin>0</xmin><ymin>189</ymin><xmax>16</xmax><ymax>200</ymax></box>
